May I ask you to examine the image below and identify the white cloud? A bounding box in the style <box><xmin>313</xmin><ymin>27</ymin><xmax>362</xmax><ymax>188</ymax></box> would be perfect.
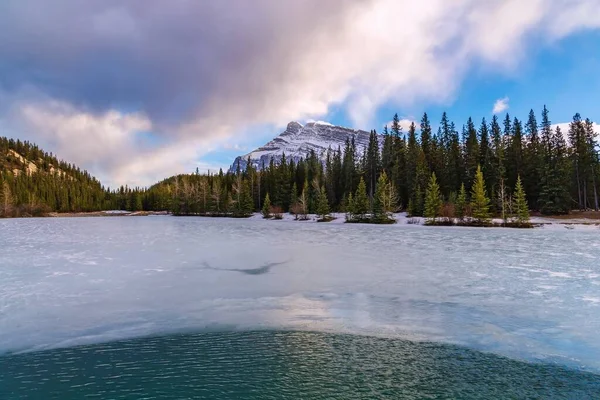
<box><xmin>9</xmin><ymin>99</ymin><xmax>232</xmax><ymax>187</ymax></box>
<box><xmin>492</xmin><ymin>97</ymin><xmax>510</xmax><ymax>114</ymax></box>
<box><xmin>384</xmin><ymin>118</ymin><xmax>415</xmax><ymax>132</ymax></box>
<box><xmin>553</xmin><ymin>121</ymin><xmax>599</xmax><ymax>143</ymax></box>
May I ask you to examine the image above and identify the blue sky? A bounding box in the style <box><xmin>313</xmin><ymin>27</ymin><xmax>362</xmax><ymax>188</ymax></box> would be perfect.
<box><xmin>1</xmin><ymin>1</ymin><xmax>599</xmax><ymax>187</ymax></box>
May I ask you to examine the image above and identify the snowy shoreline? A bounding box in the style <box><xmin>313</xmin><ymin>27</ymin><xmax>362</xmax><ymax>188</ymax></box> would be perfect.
<box><xmin>14</xmin><ymin>210</ymin><xmax>598</xmax><ymax>230</ymax></box>
<box><xmin>248</xmin><ymin>212</ymin><xmax>600</xmax><ymax>230</ymax></box>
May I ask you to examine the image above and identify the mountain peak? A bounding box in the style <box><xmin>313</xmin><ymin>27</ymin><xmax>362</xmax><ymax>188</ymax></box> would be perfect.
<box><xmin>229</xmin><ymin>121</ymin><xmax>373</xmax><ymax>172</ymax></box>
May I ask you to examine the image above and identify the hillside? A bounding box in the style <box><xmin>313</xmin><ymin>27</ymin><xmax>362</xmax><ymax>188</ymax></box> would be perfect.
<box><xmin>0</xmin><ymin>137</ymin><xmax>114</xmax><ymax>216</ymax></box>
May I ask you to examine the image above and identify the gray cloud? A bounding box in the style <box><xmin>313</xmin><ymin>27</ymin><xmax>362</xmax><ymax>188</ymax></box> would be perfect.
<box><xmin>1</xmin><ymin>0</ymin><xmax>599</xmax><ymax>186</ymax></box>
<box><xmin>0</xmin><ymin>0</ymin><xmax>359</xmax><ymax>126</ymax></box>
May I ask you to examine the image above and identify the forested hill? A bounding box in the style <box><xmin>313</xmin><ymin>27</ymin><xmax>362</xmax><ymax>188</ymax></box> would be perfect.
<box><xmin>0</xmin><ymin>137</ymin><xmax>116</xmax><ymax>216</ymax></box>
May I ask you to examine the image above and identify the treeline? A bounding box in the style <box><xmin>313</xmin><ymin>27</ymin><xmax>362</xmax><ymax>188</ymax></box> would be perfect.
<box><xmin>2</xmin><ymin>106</ymin><xmax>598</xmax><ymax>220</ymax></box>
<box><xmin>146</xmin><ymin>107</ymin><xmax>598</xmax><ymax>219</ymax></box>
<box><xmin>0</xmin><ymin>137</ymin><xmax>146</xmax><ymax>217</ymax></box>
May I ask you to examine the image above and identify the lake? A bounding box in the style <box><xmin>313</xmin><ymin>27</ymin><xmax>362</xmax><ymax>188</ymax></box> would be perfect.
<box><xmin>1</xmin><ymin>216</ymin><xmax>600</xmax><ymax>398</ymax></box>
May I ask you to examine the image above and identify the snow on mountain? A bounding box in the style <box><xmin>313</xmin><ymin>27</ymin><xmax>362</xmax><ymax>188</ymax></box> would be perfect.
<box><xmin>229</xmin><ymin>121</ymin><xmax>374</xmax><ymax>172</ymax></box>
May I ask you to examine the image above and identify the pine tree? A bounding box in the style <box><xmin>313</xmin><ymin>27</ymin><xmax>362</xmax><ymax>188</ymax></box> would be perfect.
<box><xmin>317</xmin><ymin>186</ymin><xmax>331</xmax><ymax>221</ymax></box>
<box><xmin>424</xmin><ymin>172</ymin><xmax>442</xmax><ymax>224</ymax></box>
<box><xmin>241</xmin><ymin>181</ymin><xmax>254</xmax><ymax>216</ymax></box>
<box><xmin>289</xmin><ymin>182</ymin><xmax>298</xmax><ymax>213</ymax></box>
<box><xmin>524</xmin><ymin>109</ymin><xmax>541</xmax><ymax>209</ymax></box>
<box><xmin>372</xmin><ymin>171</ymin><xmax>395</xmax><ymax>222</ymax></box>
<box><xmin>365</xmin><ymin>129</ymin><xmax>381</xmax><ymax>200</ymax></box>
<box><xmin>539</xmin><ymin>126</ymin><xmax>571</xmax><ymax>214</ymax></box>
<box><xmin>470</xmin><ymin>165</ymin><xmax>491</xmax><ymax>225</ymax></box>
<box><xmin>345</xmin><ymin>192</ymin><xmax>355</xmax><ymax>221</ymax></box>
<box><xmin>464</xmin><ymin>117</ymin><xmax>479</xmax><ymax>190</ymax></box>
<box><xmin>490</xmin><ymin>115</ymin><xmax>505</xmax><ymax>198</ymax></box>
<box><xmin>354</xmin><ymin>177</ymin><xmax>369</xmax><ymax>220</ymax></box>
<box><xmin>455</xmin><ymin>183</ymin><xmax>467</xmax><ymax>220</ymax></box>
<box><xmin>262</xmin><ymin>193</ymin><xmax>271</xmax><ymax>219</ymax></box>
<box><xmin>513</xmin><ymin>175</ymin><xmax>530</xmax><ymax>225</ymax></box>
<box><xmin>420</xmin><ymin>112</ymin><xmax>433</xmax><ymax>171</ymax></box>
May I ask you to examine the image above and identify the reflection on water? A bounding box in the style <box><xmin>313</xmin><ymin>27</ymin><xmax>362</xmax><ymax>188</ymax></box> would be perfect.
<box><xmin>1</xmin><ymin>331</ymin><xmax>600</xmax><ymax>399</ymax></box>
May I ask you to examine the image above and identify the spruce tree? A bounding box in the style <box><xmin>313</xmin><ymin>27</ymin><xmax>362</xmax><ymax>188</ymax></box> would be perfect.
<box><xmin>354</xmin><ymin>177</ymin><xmax>369</xmax><ymax>220</ymax></box>
<box><xmin>289</xmin><ymin>182</ymin><xmax>298</xmax><ymax>213</ymax></box>
<box><xmin>464</xmin><ymin>117</ymin><xmax>479</xmax><ymax>190</ymax></box>
<box><xmin>424</xmin><ymin>172</ymin><xmax>442</xmax><ymax>224</ymax></box>
<box><xmin>455</xmin><ymin>183</ymin><xmax>467</xmax><ymax>221</ymax></box>
<box><xmin>317</xmin><ymin>186</ymin><xmax>331</xmax><ymax>221</ymax></box>
<box><xmin>539</xmin><ymin>126</ymin><xmax>571</xmax><ymax>214</ymax></box>
<box><xmin>470</xmin><ymin>165</ymin><xmax>491</xmax><ymax>224</ymax></box>
<box><xmin>345</xmin><ymin>193</ymin><xmax>355</xmax><ymax>221</ymax></box>
<box><xmin>241</xmin><ymin>181</ymin><xmax>254</xmax><ymax>216</ymax></box>
<box><xmin>513</xmin><ymin>175</ymin><xmax>530</xmax><ymax>225</ymax></box>
<box><xmin>372</xmin><ymin>172</ymin><xmax>395</xmax><ymax>222</ymax></box>
<box><xmin>262</xmin><ymin>193</ymin><xmax>272</xmax><ymax>219</ymax></box>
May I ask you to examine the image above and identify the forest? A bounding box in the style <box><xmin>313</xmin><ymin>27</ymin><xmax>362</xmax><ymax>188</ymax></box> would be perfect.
<box><xmin>0</xmin><ymin>137</ymin><xmax>143</xmax><ymax>217</ymax></box>
<box><xmin>1</xmin><ymin>107</ymin><xmax>598</xmax><ymax>223</ymax></box>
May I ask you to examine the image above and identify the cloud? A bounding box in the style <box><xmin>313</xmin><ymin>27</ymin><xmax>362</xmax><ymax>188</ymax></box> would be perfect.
<box><xmin>384</xmin><ymin>118</ymin><xmax>415</xmax><ymax>132</ymax></box>
<box><xmin>553</xmin><ymin>121</ymin><xmax>599</xmax><ymax>143</ymax></box>
<box><xmin>493</xmin><ymin>97</ymin><xmax>510</xmax><ymax>114</ymax></box>
<box><xmin>1</xmin><ymin>0</ymin><xmax>599</xmax><ymax>186</ymax></box>
<box><xmin>8</xmin><ymin>98</ymin><xmax>229</xmax><ymax>187</ymax></box>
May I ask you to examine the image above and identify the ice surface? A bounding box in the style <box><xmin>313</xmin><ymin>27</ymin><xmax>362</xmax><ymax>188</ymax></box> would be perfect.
<box><xmin>1</xmin><ymin>216</ymin><xmax>600</xmax><ymax>371</ymax></box>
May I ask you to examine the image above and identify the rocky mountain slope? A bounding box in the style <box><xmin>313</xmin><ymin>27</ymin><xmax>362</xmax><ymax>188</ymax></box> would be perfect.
<box><xmin>230</xmin><ymin>121</ymin><xmax>373</xmax><ymax>171</ymax></box>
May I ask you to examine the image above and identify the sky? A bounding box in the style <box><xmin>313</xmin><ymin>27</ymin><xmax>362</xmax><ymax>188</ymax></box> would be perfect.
<box><xmin>0</xmin><ymin>0</ymin><xmax>599</xmax><ymax>188</ymax></box>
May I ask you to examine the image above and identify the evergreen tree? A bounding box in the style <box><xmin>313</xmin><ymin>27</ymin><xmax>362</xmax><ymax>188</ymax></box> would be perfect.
<box><xmin>455</xmin><ymin>183</ymin><xmax>467</xmax><ymax>220</ymax></box>
<box><xmin>490</xmin><ymin>115</ymin><xmax>505</xmax><ymax>201</ymax></box>
<box><xmin>289</xmin><ymin>182</ymin><xmax>298</xmax><ymax>213</ymax></box>
<box><xmin>539</xmin><ymin>126</ymin><xmax>572</xmax><ymax>214</ymax></box>
<box><xmin>381</xmin><ymin>125</ymin><xmax>395</xmax><ymax>179</ymax></box>
<box><xmin>424</xmin><ymin>172</ymin><xmax>442</xmax><ymax>224</ymax></box>
<box><xmin>372</xmin><ymin>171</ymin><xmax>395</xmax><ymax>222</ymax></box>
<box><xmin>470</xmin><ymin>165</ymin><xmax>491</xmax><ymax>224</ymax></box>
<box><xmin>512</xmin><ymin>176</ymin><xmax>530</xmax><ymax>225</ymax></box>
<box><xmin>317</xmin><ymin>186</ymin><xmax>331</xmax><ymax>221</ymax></box>
<box><xmin>262</xmin><ymin>193</ymin><xmax>272</xmax><ymax>218</ymax></box>
<box><xmin>345</xmin><ymin>192</ymin><xmax>355</xmax><ymax>221</ymax></box>
<box><xmin>420</xmin><ymin>112</ymin><xmax>433</xmax><ymax>171</ymax></box>
<box><xmin>241</xmin><ymin>181</ymin><xmax>254</xmax><ymax>216</ymax></box>
<box><xmin>365</xmin><ymin>129</ymin><xmax>381</xmax><ymax>200</ymax></box>
<box><xmin>353</xmin><ymin>177</ymin><xmax>369</xmax><ymax>219</ymax></box>
<box><xmin>378</xmin><ymin>171</ymin><xmax>398</xmax><ymax>217</ymax></box>
<box><xmin>524</xmin><ymin>109</ymin><xmax>541</xmax><ymax>209</ymax></box>
<box><xmin>506</xmin><ymin>117</ymin><xmax>524</xmax><ymax>190</ymax></box>
<box><xmin>464</xmin><ymin>117</ymin><xmax>479</xmax><ymax>190</ymax></box>
<box><xmin>479</xmin><ymin>118</ymin><xmax>493</xmax><ymax>199</ymax></box>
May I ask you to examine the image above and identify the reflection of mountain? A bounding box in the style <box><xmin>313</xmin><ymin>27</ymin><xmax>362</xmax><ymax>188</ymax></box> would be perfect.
<box><xmin>229</xmin><ymin>121</ymin><xmax>372</xmax><ymax>172</ymax></box>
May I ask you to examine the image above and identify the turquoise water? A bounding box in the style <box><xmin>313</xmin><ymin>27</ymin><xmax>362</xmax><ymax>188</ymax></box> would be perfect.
<box><xmin>2</xmin><ymin>331</ymin><xmax>600</xmax><ymax>399</ymax></box>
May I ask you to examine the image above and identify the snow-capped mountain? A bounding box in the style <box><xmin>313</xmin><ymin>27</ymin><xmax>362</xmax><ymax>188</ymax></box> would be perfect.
<box><xmin>229</xmin><ymin>121</ymin><xmax>372</xmax><ymax>172</ymax></box>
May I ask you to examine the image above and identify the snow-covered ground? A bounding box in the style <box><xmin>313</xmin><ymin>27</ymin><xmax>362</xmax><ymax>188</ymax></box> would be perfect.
<box><xmin>1</xmin><ymin>216</ymin><xmax>599</xmax><ymax>371</ymax></box>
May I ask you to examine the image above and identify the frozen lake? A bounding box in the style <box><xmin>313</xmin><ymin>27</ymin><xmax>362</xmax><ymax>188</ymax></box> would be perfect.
<box><xmin>1</xmin><ymin>216</ymin><xmax>600</xmax><ymax>371</ymax></box>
